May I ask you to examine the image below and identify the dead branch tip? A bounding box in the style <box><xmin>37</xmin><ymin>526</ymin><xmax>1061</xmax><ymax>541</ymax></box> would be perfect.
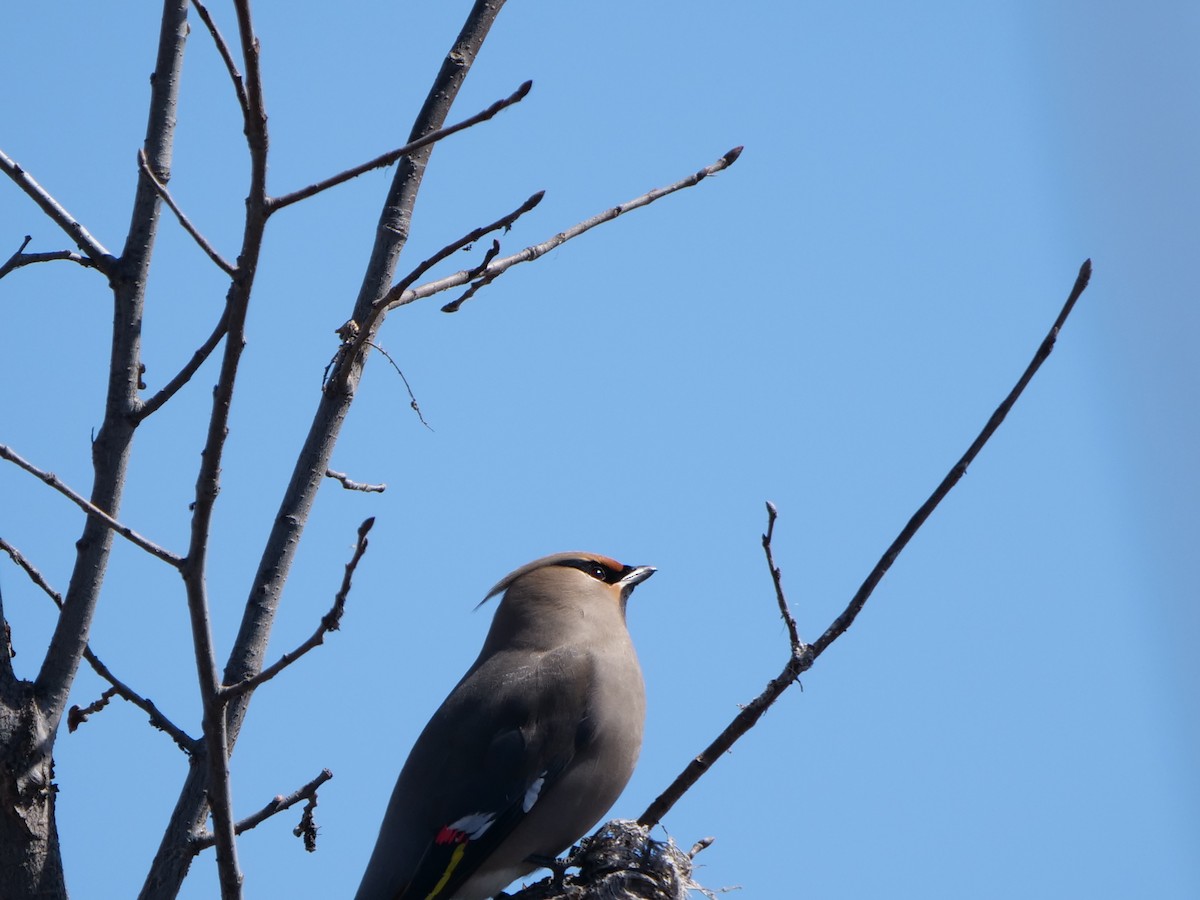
<box><xmin>67</xmin><ymin>687</ymin><xmax>118</xmax><ymax>733</ymax></box>
<box><xmin>325</xmin><ymin>468</ymin><xmax>387</xmax><ymax>493</ymax></box>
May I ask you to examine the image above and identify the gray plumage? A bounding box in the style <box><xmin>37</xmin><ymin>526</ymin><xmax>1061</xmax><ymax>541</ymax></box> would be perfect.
<box><xmin>354</xmin><ymin>552</ymin><xmax>654</xmax><ymax>900</ymax></box>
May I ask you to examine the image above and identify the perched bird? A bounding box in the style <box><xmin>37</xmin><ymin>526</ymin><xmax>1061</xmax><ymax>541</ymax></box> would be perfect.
<box><xmin>354</xmin><ymin>552</ymin><xmax>655</xmax><ymax>900</ymax></box>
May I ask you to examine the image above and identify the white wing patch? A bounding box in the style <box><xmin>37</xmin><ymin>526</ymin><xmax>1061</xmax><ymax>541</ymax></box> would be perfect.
<box><xmin>447</xmin><ymin>811</ymin><xmax>495</xmax><ymax>840</ymax></box>
<box><xmin>523</xmin><ymin>773</ymin><xmax>546</xmax><ymax>813</ymax></box>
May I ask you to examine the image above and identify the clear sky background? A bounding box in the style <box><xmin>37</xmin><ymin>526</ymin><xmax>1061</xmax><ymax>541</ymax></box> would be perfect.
<box><xmin>1</xmin><ymin>2</ymin><xmax>1196</xmax><ymax>898</ymax></box>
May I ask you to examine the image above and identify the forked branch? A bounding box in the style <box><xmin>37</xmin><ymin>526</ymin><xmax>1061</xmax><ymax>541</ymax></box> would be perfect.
<box><xmin>192</xmin><ymin>769</ymin><xmax>334</xmax><ymax>851</ymax></box>
<box><xmin>135</xmin><ymin>305</ymin><xmax>232</xmax><ymax>422</ymax></box>
<box><xmin>639</xmin><ymin>260</ymin><xmax>1093</xmax><ymax>828</ymax></box>
<box><xmin>378</xmin><ymin>190</ymin><xmax>545</xmax><ymax>311</ymax></box>
<box><xmin>192</xmin><ymin>0</ymin><xmax>250</xmax><ymax>117</ymax></box>
<box><xmin>382</xmin><ymin>146</ymin><xmax>743</xmax><ymax>313</ymax></box>
<box><xmin>0</xmin><ymin>235</ymin><xmax>99</xmax><ymax>280</ymax></box>
<box><xmin>221</xmin><ymin>517</ymin><xmax>374</xmax><ymax>702</ymax></box>
<box><xmin>0</xmin><ymin>537</ymin><xmax>196</xmax><ymax>753</ymax></box>
<box><xmin>638</xmin><ymin>503</ymin><xmax>810</xmax><ymax>829</ymax></box>
<box><xmin>0</xmin><ymin>149</ymin><xmax>115</xmax><ymax>275</ymax></box>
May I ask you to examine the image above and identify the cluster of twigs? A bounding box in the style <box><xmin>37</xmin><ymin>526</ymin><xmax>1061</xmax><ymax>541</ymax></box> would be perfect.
<box><xmin>0</xmin><ymin>1</ymin><xmax>744</xmax><ymax>898</ymax></box>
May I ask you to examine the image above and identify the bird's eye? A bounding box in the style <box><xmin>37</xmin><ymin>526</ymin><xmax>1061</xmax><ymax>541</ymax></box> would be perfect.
<box><xmin>588</xmin><ymin>563</ymin><xmax>607</xmax><ymax>581</ymax></box>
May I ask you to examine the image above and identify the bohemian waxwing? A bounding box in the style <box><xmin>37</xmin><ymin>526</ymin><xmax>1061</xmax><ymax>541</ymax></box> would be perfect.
<box><xmin>354</xmin><ymin>552</ymin><xmax>655</xmax><ymax>900</ymax></box>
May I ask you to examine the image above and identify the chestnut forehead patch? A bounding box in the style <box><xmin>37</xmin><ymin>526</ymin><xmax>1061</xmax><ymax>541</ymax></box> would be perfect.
<box><xmin>556</xmin><ymin>555</ymin><xmax>630</xmax><ymax>585</ymax></box>
<box><xmin>587</xmin><ymin>554</ymin><xmax>623</xmax><ymax>572</ymax></box>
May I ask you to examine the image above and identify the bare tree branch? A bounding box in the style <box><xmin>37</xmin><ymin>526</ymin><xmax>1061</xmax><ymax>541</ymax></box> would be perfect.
<box><xmin>135</xmin><ymin>305</ymin><xmax>232</xmax><ymax>422</ymax></box>
<box><xmin>137</xmin><ymin>150</ymin><xmax>237</xmax><ymax>275</ymax></box>
<box><xmin>638</xmin><ymin>260</ymin><xmax>1093</xmax><ymax>829</ymax></box>
<box><xmin>138</xmin><ymin>0</ymin><xmax>324</xmax><ymax>890</ymax></box>
<box><xmin>0</xmin><ymin>150</ymin><xmax>116</xmax><ymax>275</ymax></box>
<box><xmin>268</xmin><ymin>80</ymin><xmax>533</xmax><ymax>213</ymax></box>
<box><xmin>172</xmin><ymin>1</ymin><xmax>275</xmax><ymax>892</ymax></box>
<box><xmin>809</xmin><ymin>258</ymin><xmax>1093</xmax><ymax>657</ymax></box>
<box><xmin>376</xmin><ymin>191</ymin><xmax>544</xmax><ymax>312</ymax></box>
<box><xmin>78</xmin><ymin>646</ymin><xmax>199</xmax><ymax>754</ymax></box>
<box><xmin>0</xmin><ymin>536</ymin><xmax>62</xmax><ymax>607</ymax></box>
<box><xmin>213</xmin><ymin>0</ymin><xmax>506</xmax><ymax>741</ymax></box>
<box><xmin>0</xmin><ymin>235</ymin><xmax>99</xmax><ymax>280</ymax></box>
<box><xmin>380</xmin><ymin>146</ymin><xmax>744</xmax><ymax>313</ymax></box>
<box><xmin>222</xmin><ymin>518</ymin><xmax>373</xmax><ymax>703</ymax></box>
<box><xmin>192</xmin><ymin>769</ymin><xmax>333</xmax><ymax>851</ymax></box>
<box><xmin>34</xmin><ymin>0</ymin><xmax>191</xmax><ymax>749</ymax></box>
<box><xmin>0</xmin><ymin>537</ymin><xmax>197</xmax><ymax>753</ymax></box>
<box><xmin>325</xmin><ymin>469</ymin><xmax>387</xmax><ymax>493</ymax></box>
<box><xmin>67</xmin><ymin>687</ymin><xmax>119</xmax><ymax>732</ymax></box>
<box><xmin>192</xmin><ymin>0</ymin><xmax>250</xmax><ymax>117</ymax></box>
<box><xmin>762</xmin><ymin>501</ymin><xmax>803</xmax><ymax>650</ymax></box>
<box><xmin>0</xmin><ymin>444</ymin><xmax>183</xmax><ymax>567</ymax></box>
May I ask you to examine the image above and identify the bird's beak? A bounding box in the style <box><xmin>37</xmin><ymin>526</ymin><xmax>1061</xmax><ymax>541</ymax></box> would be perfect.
<box><xmin>619</xmin><ymin>566</ymin><xmax>656</xmax><ymax>589</ymax></box>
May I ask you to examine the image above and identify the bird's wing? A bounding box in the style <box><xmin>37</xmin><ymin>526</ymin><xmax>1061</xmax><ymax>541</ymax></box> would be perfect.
<box><xmin>398</xmin><ymin>645</ymin><xmax>593</xmax><ymax>899</ymax></box>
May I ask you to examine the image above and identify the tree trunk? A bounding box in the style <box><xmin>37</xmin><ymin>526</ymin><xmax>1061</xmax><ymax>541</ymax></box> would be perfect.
<box><xmin>0</xmin><ymin>681</ymin><xmax>66</xmax><ymax>899</ymax></box>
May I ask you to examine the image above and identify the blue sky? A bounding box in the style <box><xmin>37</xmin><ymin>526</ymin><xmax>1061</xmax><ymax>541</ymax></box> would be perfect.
<box><xmin>1</xmin><ymin>2</ymin><xmax>1196</xmax><ymax>898</ymax></box>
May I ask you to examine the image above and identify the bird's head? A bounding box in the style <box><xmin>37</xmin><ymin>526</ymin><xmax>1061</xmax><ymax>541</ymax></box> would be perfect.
<box><xmin>478</xmin><ymin>552</ymin><xmax>655</xmax><ymax>650</ymax></box>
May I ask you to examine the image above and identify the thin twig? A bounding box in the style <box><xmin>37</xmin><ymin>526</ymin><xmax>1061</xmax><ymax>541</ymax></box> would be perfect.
<box><xmin>192</xmin><ymin>769</ymin><xmax>334</xmax><ymax>851</ymax></box>
<box><xmin>221</xmin><ymin>517</ymin><xmax>374</xmax><ymax>703</ymax></box>
<box><xmin>325</xmin><ymin>469</ymin><xmax>387</xmax><ymax>493</ymax></box>
<box><xmin>0</xmin><ymin>537</ymin><xmax>197</xmax><ymax>752</ymax></box>
<box><xmin>0</xmin><ymin>536</ymin><xmax>61</xmax><ymax>605</ymax></box>
<box><xmin>137</xmin><ymin>149</ymin><xmax>237</xmax><ymax>275</ymax></box>
<box><xmin>78</xmin><ymin>645</ymin><xmax>198</xmax><ymax>753</ymax></box>
<box><xmin>763</xmin><ymin>501</ymin><xmax>803</xmax><ymax>651</ymax></box>
<box><xmin>0</xmin><ymin>235</ymin><xmax>98</xmax><ymax>280</ymax></box>
<box><xmin>383</xmin><ymin>146</ymin><xmax>744</xmax><ymax>313</ymax></box>
<box><xmin>135</xmin><ymin>305</ymin><xmax>232</xmax><ymax>421</ymax></box>
<box><xmin>268</xmin><ymin>80</ymin><xmax>533</xmax><ymax>213</ymax></box>
<box><xmin>638</xmin><ymin>505</ymin><xmax>810</xmax><ymax>829</ymax></box>
<box><xmin>363</xmin><ymin>340</ymin><xmax>433</xmax><ymax>430</ymax></box>
<box><xmin>192</xmin><ymin>0</ymin><xmax>250</xmax><ymax>117</ymax></box>
<box><xmin>0</xmin><ymin>148</ymin><xmax>115</xmax><ymax>274</ymax></box>
<box><xmin>638</xmin><ymin>260</ymin><xmax>1093</xmax><ymax>828</ymax></box>
<box><xmin>0</xmin><ymin>444</ymin><xmax>182</xmax><ymax>567</ymax></box>
<box><xmin>442</xmin><ymin>238</ymin><xmax>505</xmax><ymax>310</ymax></box>
<box><xmin>377</xmin><ymin>192</ymin><xmax>544</xmax><ymax>311</ymax></box>
<box><xmin>439</xmin><ymin>264</ymin><xmax>499</xmax><ymax>313</ymax></box>
<box><xmin>67</xmin><ymin>687</ymin><xmax>118</xmax><ymax>732</ymax></box>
